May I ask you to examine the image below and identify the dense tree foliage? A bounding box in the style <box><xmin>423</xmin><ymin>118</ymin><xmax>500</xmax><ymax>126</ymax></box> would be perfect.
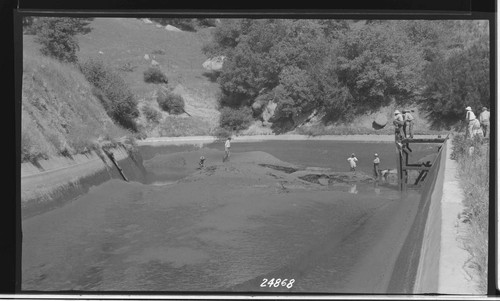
<box><xmin>32</xmin><ymin>17</ymin><xmax>93</xmax><ymax>63</ymax></box>
<box><xmin>422</xmin><ymin>33</ymin><xmax>490</xmax><ymax>128</ymax></box>
<box><xmin>204</xmin><ymin>19</ymin><xmax>490</xmax><ymax>131</ymax></box>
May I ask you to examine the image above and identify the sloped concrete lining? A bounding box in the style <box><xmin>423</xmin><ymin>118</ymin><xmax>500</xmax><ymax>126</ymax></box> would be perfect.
<box><xmin>413</xmin><ymin>138</ymin><xmax>479</xmax><ymax>294</ymax></box>
<box><xmin>21</xmin><ymin>146</ymin><xmax>148</xmax><ymax>219</ymax></box>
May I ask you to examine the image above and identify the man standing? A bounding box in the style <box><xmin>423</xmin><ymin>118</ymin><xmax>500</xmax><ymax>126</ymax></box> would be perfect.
<box><xmin>393</xmin><ymin>110</ymin><xmax>405</xmax><ymax>142</ymax></box>
<box><xmin>373</xmin><ymin>153</ymin><xmax>380</xmax><ymax>180</ymax></box>
<box><xmin>403</xmin><ymin>110</ymin><xmax>415</xmax><ymax>139</ymax></box>
<box><xmin>223</xmin><ymin>137</ymin><xmax>232</xmax><ymax>162</ymax></box>
<box><xmin>347</xmin><ymin>153</ymin><xmax>358</xmax><ymax>172</ymax></box>
<box><xmin>465</xmin><ymin>106</ymin><xmax>477</xmax><ymax>139</ymax></box>
<box><xmin>479</xmin><ymin>106</ymin><xmax>490</xmax><ymax>138</ymax></box>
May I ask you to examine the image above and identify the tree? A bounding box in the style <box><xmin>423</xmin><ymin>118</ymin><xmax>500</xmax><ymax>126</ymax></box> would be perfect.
<box><xmin>32</xmin><ymin>17</ymin><xmax>92</xmax><ymax>63</ymax></box>
<box><xmin>422</xmin><ymin>34</ymin><xmax>489</xmax><ymax>128</ymax></box>
<box><xmin>336</xmin><ymin>22</ymin><xmax>425</xmax><ymax>113</ymax></box>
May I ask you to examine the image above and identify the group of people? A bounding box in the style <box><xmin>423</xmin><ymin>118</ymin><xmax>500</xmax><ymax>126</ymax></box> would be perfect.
<box><xmin>347</xmin><ymin>153</ymin><xmax>386</xmax><ymax>180</ymax></box>
<box><xmin>393</xmin><ymin>109</ymin><xmax>415</xmax><ymax>142</ymax></box>
<box><xmin>465</xmin><ymin>106</ymin><xmax>490</xmax><ymax>140</ymax></box>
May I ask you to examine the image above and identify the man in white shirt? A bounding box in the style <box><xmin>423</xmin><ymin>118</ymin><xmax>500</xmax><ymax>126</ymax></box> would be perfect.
<box><xmin>347</xmin><ymin>153</ymin><xmax>358</xmax><ymax>172</ymax></box>
<box><xmin>465</xmin><ymin>106</ymin><xmax>477</xmax><ymax>139</ymax></box>
<box><xmin>393</xmin><ymin>110</ymin><xmax>405</xmax><ymax>142</ymax></box>
<box><xmin>479</xmin><ymin>106</ymin><xmax>490</xmax><ymax>138</ymax></box>
<box><xmin>403</xmin><ymin>109</ymin><xmax>415</xmax><ymax>139</ymax></box>
<box><xmin>223</xmin><ymin>137</ymin><xmax>231</xmax><ymax>162</ymax></box>
<box><xmin>373</xmin><ymin>153</ymin><xmax>380</xmax><ymax>179</ymax></box>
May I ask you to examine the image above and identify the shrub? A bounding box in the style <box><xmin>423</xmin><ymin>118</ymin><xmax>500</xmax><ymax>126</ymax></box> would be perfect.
<box><xmin>212</xmin><ymin>127</ymin><xmax>233</xmax><ymax>141</ymax></box>
<box><xmin>157</xmin><ymin>91</ymin><xmax>185</xmax><ymax>115</ymax></box>
<box><xmin>32</xmin><ymin>17</ymin><xmax>92</xmax><ymax>63</ymax></box>
<box><xmin>21</xmin><ymin>130</ymin><xmax>50</xmax><ymax>163</ymax></box>
<box><xmin>142</xmin><ymin>105</ymin><xmax>162</xmax><ymax>123</ymax></box>
<box><xmin>21</xmin><ymin>112</ymin><xmax>52</xmax><ymax>162</ymax></box>
<box><xmin>219</xmin><ymin>106</ymin><xmax>253</xmax><ymax>131</ymax></box>
<box><xmin>80</xmin><ymin>58</ymin><xmax>139</xmax><ymax>131</ymax></box>
<box><xmin>450</xmin><ymin>133</ymin><xmax>484</xmax><ymax>160</ymax></box>
<box><xmin>144</xmin><ymin>67</ymin><xmax>168</xmax><ymax>84</ymax></box>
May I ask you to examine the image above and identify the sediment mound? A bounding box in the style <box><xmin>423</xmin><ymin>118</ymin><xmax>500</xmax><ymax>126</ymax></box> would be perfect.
<box><xmin>145</xmin><ymin>149</ymin><xmax>378</xmax><ymax>191</ymax></box>
<box><xmin>295</xmin><ymin>171</ymin><xmax>374</xmax><ymax>186</ymax></box>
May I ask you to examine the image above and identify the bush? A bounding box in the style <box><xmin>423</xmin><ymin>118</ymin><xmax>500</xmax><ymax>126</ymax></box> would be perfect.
<box><xmin>144</xmin><ymin>67</ymin><xmax>168</xmax><ymax>84</ymax></box>
<box><xmin>80</xmin><ymin>58</ymin><xmax>139</xmax><ymax>131</ymax></box>
<box><xmin>142</xmin><ymin>105</ymin><xmax>162</xmax><ymax>123</ymax></box>
<box><xmin>212</xmin><ymin>127</ymin><xmax>233</xmax><ymax>141</ymax></box>
<box><xmin>157</xmin><ymin>91</ymin><xmax>185</xmax><ymax>115</ymax></box>
<box><xmin>21</xmin><ymin>130</ymin><xmax>50</xmax><ymax>162</ymax></box>
<box><xmin>21</xmin><ymin>112</ymin><xmax>52</xmax><ymax>162</ymax></box>
<box><xmin>32</xmin><ymin>17</ymin><xmax>92</xmax><ymax>63</ymax></box>
<box><xmin>219</xmin><ymin>106</ymin><xmax>253</xmax><ymax>131</ymax></box>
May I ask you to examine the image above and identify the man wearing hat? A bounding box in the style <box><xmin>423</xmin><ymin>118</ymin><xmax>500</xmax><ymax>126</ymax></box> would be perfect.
<box><xmin>373</xmin><ymin>153</ymin><xmax>380</xmax><ymax>180</ymax></box>
<box><xmin>393</xmin><ymin>110</ymin><xmax>405</xmax><ymax>142</ymax></box>
<box><xmin>479</xmin><ymin>106</ymin><xmax>490</xmax><ymax>138</ymax></box>
<box><xmin>223</xmin><ymin>137</ymin><xmax>232</xmax><ymax>162</ymax></box>
<box><xmin>465</xmin><ymin>106</ymin><xmax>477</xmax><ymax>139</ymax></box>
<box><xmin>347</xmin><ymin>153</ymin><xmax>358</xmax><ymax>172</ymax></box>
<box><xmin>403</xmin><ymin>109</ymin><xmax>415</xmax><ymax>139</ymax></box>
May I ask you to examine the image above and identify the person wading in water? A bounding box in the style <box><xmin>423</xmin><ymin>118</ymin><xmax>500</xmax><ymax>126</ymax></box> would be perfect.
<box><xmin>347</xmin><ymin>153</ymin><xmax>358</xmax><ymax>172</ymax></box>
<box><xmin>223</xmin><ymin>137</ymin><xmax>231</xmax><ymax>162</ymax></box>
<box><xmin>373</xmin><ymin>153</ymin><xmax>380</xmax><ymax>180</ymax></box>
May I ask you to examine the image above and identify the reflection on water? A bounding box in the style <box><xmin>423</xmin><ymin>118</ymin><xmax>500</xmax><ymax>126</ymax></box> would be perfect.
<box><xmin>349</xmin><ymin>184</ymin><xmax>358</xmax><ymax>194</ymax></box>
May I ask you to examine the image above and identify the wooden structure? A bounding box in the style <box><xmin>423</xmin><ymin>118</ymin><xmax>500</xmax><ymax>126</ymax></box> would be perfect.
<box><xmin>104</xmin><ymin>150</ymin><xmax>129</xmax><ymax>182</ymax></box>
<box><xmin>396</xmin><ymin>135</ymin><xmax>448</xmax><ymax>191</ymax></box>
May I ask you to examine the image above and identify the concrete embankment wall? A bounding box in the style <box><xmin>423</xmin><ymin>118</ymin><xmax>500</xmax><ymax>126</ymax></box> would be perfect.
<box><xmin>413</xmin><ymin>140</ymin><xmax>448</xmax><ymax>293</ymax></box>
<box><xmin>21</xmin><ymin>145</ymin><xmax>148</xmax><ymax>219</ymax></box>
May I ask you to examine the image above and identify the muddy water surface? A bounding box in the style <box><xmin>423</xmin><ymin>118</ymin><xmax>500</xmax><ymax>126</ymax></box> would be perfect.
<box><xmin>22</xmin><ymin>141</ymin><xmax>434</xmax><ymax>293</ymax></box>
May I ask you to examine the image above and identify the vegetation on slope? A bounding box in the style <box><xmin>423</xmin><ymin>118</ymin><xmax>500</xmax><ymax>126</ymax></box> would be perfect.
<box><xmin>75</xmin><ymin>18</ymin><xmax>221</xmax><ymax>136</ymax></box>
<box><xmin>21</xmin><ymin>52</ymin><xmax>133</xmax><ymax>163</ymax></box>
<box><xmin>203</xmin><ymin>19</ymin><xmax>489</xmax><ymax>134</ymax></box>
<box><xmin>451</xmin><ymin>134</ymin><xmax>489</xmax><ymax>293</ymax></box>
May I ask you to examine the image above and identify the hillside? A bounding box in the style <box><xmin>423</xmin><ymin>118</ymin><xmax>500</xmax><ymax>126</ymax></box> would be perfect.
<box><xmin>21</xmin><ymin>49</ymin><xmax>131</xmax><ymax>162</ymax></box>
<box><xmin>23</xmin><ymin>17</ymin><xmax>459</xmax><ymax>149</ymax></box>
<box><xmin>76</xmin><ymin>18</ymin><xmax>221</xmax><ymax>136</ymax></box>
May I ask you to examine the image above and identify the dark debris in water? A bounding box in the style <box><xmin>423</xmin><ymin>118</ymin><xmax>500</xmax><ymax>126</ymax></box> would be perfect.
<box><xmin>258</xmin><ymin>164</ymin><xmax>298</xmax><ymax>174</ymax></box>
<box><xmin>298</xmin><ymin>173</ymin><xmax>374</xmax><ymax>185</ymax></box>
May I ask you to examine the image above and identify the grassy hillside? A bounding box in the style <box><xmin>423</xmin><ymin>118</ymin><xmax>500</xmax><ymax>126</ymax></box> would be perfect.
<box><xmin>22</xmin><ymin>17</ymin><xmax>450</xmax><ymax>147</ymax></box>
<box><xmin>75</xmin><ymin>18</ymin><xmax>221</xmax><ymax>136</ymax></box>
<box><xmin>21</xmin><ymin>49</ymin><xmax>131</xmax><ymax>162</ymax></box>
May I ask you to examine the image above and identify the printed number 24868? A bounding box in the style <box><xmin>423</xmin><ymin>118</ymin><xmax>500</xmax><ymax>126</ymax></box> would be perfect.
<box><xmin>260</xmin><ymin>278</ymin><xmax>295</xmax><ymax>288</ymax></box>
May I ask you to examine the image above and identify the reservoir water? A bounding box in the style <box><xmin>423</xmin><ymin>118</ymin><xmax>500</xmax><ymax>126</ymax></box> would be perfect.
<box><xmin>22</xmin><ymin>140</ymin><xmax>436</xmax><ymax>293</ymax></box>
